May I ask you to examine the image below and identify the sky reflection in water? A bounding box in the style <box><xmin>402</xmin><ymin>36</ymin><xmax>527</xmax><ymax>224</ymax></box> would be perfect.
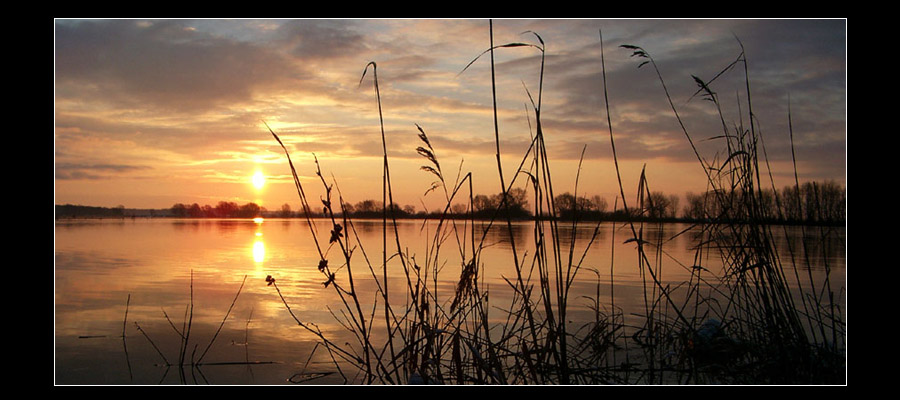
<box><xmin>55</xmin><ymin>218</ymin><xmax>845</xmax><ymax>384</ymax></box>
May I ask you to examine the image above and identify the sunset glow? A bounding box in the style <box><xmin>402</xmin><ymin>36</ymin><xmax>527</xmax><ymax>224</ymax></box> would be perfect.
<box><xmin>54</xmin><ymin>19</ymin><xmax>846</xmax><ymax>212</ymax></box>
<box><xmin>54</xmin><ymin>18</ymin><xmax>847</xmax><ymax>385</ymax></box>
<box><xmin>252</xmin><ymin>171</ymin><xmax>266</xmax><ymax>190</ymax></box>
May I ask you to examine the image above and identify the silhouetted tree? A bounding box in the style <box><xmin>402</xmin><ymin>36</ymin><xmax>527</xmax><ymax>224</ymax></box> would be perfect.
<box><xmin>683</xmin><ymin>191</ymin><xmax>707</xmax><ymax>220</ymax></box>
<box><xmin>679</xmin><ymin>180</ymin><xmax>844</xmax><ymax>224</ymax></box>
<box><xmin>816</xmin><ymin>180</ymin><xmax>846</xmax><ymax>223</ymax></box>
<box><xmin>451</xmin><ymin>203</ymin><xmax>468</xmax><ymax>215</ymax></box>
<box><xmin>188</xmin><ymin>203</ymin><xmax>203</xmax><ymax>218</ymax></box>
<box><xmin>551</xmin><ymin>192</ymin><xmax>615</xmax><ymax>220</ymax></box>
<box><xmin>498</xmin><ymin>187</ymin><xmax>529</xmax><ymax>217</ymax></box>
<box><xmin>788</xmin><ymin>180</ymin><xmax>845</xmax><ymax>224</ymax></box>
<box><xmin>355</xmin><ymin>199</ymin><xmax>381</xmax><ymax>214</ymax></box>
<box><xmin>553</xmin><ymin>192</ymin><xmax>576</xmax><ymax>214</ymax></box>
<box><xmin>237</xmin><ymin>203</ymin><xmax>262</xmax><ymax>218</ymax></box>
<box><xmin>215</xmin><ymin>201</ymin><xmax>239</xmax><ymax>218</ymax></box>
<box><xmin>590</xmin><ymin>195</ymin><xmax>609</xmax><ymax>213</ymax></box>
<box><xmin>340</xmin><ymin>202</ymin><xmax>354</xmax><ymax>216</ymax></box>
<box><xmin>779</xmin><ymin>185</ymin><xmax>803</xmax><ymax>222</ymax></box>
<box><xmin>171</xmin><ymin>203</ymin><xmax>188</xmax><ymax>217</ymax></box>
<box><xmin>473</xmin><ymin>194</ymin><xmax>496</xmax><ymax>213</ymax></box>
<box><xmin>645</xmin><ymin>191</ymin><xmax>677</xmax><ymax>219</ymax></box>
<box><xmin>280</xmin><ymin>203</ymin><xmax>293</xmax><ymax>218</ymax></box>
<box><xmin>755</xmin><ymin>189</ymin><xmax>777</xmax><ymax>221</ymax></box>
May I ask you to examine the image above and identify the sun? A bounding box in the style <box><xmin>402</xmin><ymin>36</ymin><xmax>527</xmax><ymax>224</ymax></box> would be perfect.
<box><xmin>252</xmin><ymin>171</ymin><xmax>266</xmax><ymax>190</ymax></box>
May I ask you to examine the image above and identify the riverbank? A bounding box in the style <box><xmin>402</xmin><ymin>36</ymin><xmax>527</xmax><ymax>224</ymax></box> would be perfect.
<box><xmin>55</xmin><ymin>203</ymin><xmax>845</xmax><ymax>228</ymax></box>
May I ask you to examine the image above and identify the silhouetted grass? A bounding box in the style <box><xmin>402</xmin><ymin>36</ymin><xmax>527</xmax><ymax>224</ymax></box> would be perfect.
<box><xmin>264</xmin><ymin>21</ymin><xmax>845</xmax><ymax>385</ymax></box>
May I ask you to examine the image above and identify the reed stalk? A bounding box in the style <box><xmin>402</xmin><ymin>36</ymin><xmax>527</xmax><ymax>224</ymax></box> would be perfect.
<box><xmin>260</xmin><ymin>21</ymin><xmax>843</xmax><ymax>385</ymax></box>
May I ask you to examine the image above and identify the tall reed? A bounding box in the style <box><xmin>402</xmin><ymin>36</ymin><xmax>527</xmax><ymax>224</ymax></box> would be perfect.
<box><xmin>610</xmin><ymin>37</ymin><xmax>845</xmax><ymax>384</ymax></box>
<box><xmin>265</xmin><ymin>20</ymin><xmax>844</xmax><ymax>385</ymax></box>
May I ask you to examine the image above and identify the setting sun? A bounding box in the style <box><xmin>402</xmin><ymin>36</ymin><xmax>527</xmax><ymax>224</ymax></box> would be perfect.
<box><xmin>252</xmin><ymin>171</ymin><xmax>266</xmax><ymax>190</ymax></box>
<box><xmin>54</xmin><ymin>19</ymin><xmax>846</xmax><ymax>386</ymax></box>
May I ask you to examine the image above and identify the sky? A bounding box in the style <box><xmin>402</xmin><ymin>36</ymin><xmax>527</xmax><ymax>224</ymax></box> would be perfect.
<box><xmin>53</xmin><ymin>18</ymin><xmax>846</xmax><ymax>212</ymax></box>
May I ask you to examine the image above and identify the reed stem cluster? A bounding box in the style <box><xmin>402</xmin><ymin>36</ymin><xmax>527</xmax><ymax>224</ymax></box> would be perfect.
<box><xmin>265</xmin><ymin>22</ymin><xmax>845</xmax><ymax>385</ymax></box>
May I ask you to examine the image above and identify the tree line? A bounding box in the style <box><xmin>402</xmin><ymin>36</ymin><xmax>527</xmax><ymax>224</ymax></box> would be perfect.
<box><xmin>682</xmin><ymin>180</ymin><xmax>846</xmax><ymax>225</ymax></box>
<box><xmin>56</xmin><ymin>204</ymin><xmax>128</xmax><ymax>218</ymax></box>
<box><xmin>272</xmin><ymin>188</ymin><xmax>532</xmax><ymax>220</ymax></box>
<box><xmin>165</xmin><ymin>179</ymin><xmax>850</xmax><ymax>226</ymax></box>
<box><xmin>272</xmin><ymin>179</ymin><xmax>845</xmax><ymax>226</ymax></box>
<box><xmin>170</xmin><ymin>201</ymin><xmax>265</xmax><ymax>218</ymax></box>
<box><xmin>57</xmin><ymin>180</ymin><xmax>843</xmax><ymax>225</ymax></box>
<box><xmin>547</xmin><ymin>180</ymin><xmax>844</xmax><ymax>225</ymax></box>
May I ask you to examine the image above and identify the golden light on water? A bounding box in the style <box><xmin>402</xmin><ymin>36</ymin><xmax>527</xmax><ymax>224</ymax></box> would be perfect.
<box><xmin>253</xmin><ymin>217</ymin><xmax>265</xmax><ymax>263</ymax></box>
<box><xmin>253</xmin><ymin>238</ymin><xmax>266</xmax><ymax>263</ymax></box>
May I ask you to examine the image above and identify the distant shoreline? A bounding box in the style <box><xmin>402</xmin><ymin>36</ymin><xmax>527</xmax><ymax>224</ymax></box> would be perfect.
<box><xmin>54</xmin><ymin>204</ymin><xmax>844</xmax><ymax>228</ymax></box>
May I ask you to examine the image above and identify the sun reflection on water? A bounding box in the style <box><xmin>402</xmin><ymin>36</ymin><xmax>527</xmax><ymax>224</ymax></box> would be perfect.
<box><xmin>253</xmin><ymin>239</ymin><xmax>266</xmax><ymax>263</ymax></box>
<box><xmin>252</xmin><ymin>218</ymin><xmax>265</xmax><ymax>263</ymax></box>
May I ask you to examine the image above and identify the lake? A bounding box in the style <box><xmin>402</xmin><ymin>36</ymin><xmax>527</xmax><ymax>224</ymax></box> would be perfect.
<box><xmin>54</xmin><ymin>217</ymin><xmax>845</xmax><ymax>385</ymax></box>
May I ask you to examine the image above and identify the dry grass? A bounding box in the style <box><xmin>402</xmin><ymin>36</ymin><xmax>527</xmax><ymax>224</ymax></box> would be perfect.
<box><xmin>263</xmin><ymin>21</ymin><xmax>845</xmax><ymax>385</ymax></box>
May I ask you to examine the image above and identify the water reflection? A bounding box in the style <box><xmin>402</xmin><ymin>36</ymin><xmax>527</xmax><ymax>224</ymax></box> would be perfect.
<box><xmin>253</xmin><ymin>219</ymin><xmax>266</xmax><ymax>264</ymax></box>
<box><xmin>253</xmin><ymin>239</ymin><xmax>266</xmax><ymax>263</ymax></box>
<box><xmin>473</xmin><ymin>221</ymin><xmax>529</xmax><ymax>250</ymax></box>
<box><xmin>55</xmin><ymin>218</ymin><xmax>846</xmax><ymax>384</ymax></box>
<box><xmin>682</xmin><ymin>223</ymin><xmax>846</xmax><ymax>272</ymax></box>
<box><xmin>349</xmin><ymin>219</ymin><xmax>381</xmax><ymax>236</ymax></box>
<box><xmin>168</xmin><ymin>218</ymin><xmax>267</xmax><ymax>235</ymax></box>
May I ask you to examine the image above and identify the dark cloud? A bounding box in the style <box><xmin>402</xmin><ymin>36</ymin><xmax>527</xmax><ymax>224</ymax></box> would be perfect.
<box><xmin>276</xmin><ymin>19</ymin><xmax>368</xmax><ymax>59</ymax></box>
<box><xmin>55</xmin><ymin>19</ymin><xmax>300</xmax><ymax>113</ymax></box>
<box><xmin>54</xmin><ymin>110</ymin><xmax>264</xmax><ymax>157</ymax></box>
<box><xmin>56</xmin><ymin>162</ymin><xmax>152</xmax><ymax>180</ymax></box>
<box><xmin>375</xmin><ymin>55</ymin><xmax>441</xmax><ymax>84</ymax></box>
<box><xmin>504</xmin><ymin>19</ymin><xmax>846</xmax><ymax>172</ymax></box>
<box><xmin>53</xmin><ymin>19</ymin><xmax>845</xmax><ymax>207</ymax></box>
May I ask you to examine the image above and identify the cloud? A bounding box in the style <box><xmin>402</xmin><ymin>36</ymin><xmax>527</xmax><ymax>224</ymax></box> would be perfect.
<box><xmin>55</xmin><ymin>19</ymin><xmax>301</xmax><ymax>113</ymax></box>
<box><xmin>498</xmin><ymin>19</ymin><xmax>847</xmax><ymax>170</ymax></box>
<box><xmin>53</xmin><ymin>19</ymin><xmax>846</xmax><ymax>207</ymax></box>
<box><xmin>55</xmin><ymin>162</ymin><xmax>152</xmax><ymax>180</ymax></box>
<box><xmin>275</xmin><ymin>19</ymin><xmax>369</xmax><ymax>60</ymax></box>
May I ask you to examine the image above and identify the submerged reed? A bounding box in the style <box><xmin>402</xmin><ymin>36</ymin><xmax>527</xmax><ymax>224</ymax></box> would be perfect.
<box><xmin>128</xmin><ymin>272</ymin><xmax>254</xmax><ymax>384</ymax></box>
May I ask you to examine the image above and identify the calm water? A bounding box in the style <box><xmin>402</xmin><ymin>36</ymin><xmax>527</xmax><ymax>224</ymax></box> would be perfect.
<box><xmin>54</xmin><ymin>218</ymin><xmax>845</xmax><ymax>385</ymax></box>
